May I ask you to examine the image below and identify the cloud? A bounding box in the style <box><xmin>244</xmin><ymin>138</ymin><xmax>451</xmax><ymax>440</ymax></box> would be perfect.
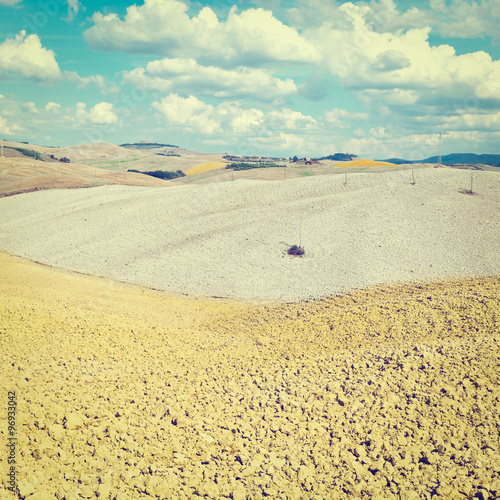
<box><xmin>429</xmin><ymin>0</ymin><xmax>500</xmax><ymax>43</ymax></box>
<box><xmin>228</xmin><ymin>107</ymin><xmax>318</xmax><ymax>135</ymax></box>
<box><xmin>22</xmin><ymin>101</ymin><xmax>38</xmax><ymax>114</ymax></box>
<box><xmin>123</xmin><ymin>57</ymin><xmax>297</xmax><ymax>102</ymax></box>
<box><xmin>88</xmin><ymin>102</ymin><xmax>119</xmax><ymax>125</ymax></box>
<box><xmin>341</xmin><ymin>131</ymin><xmax>442</xmax><ymax>161</ymax></box>
<box><xmin>369</xmin><ymin>126</ymin><xmax>389</xmax><ymax>139</ymax></box>
<box><xmin>267</xmin><ymin>108</ymin><xmax>318</xmax><ymax>131</ymax></box>
<box><xmin>152</xmin><ymin>94</ymin><xmax>222</xmax><ymax>135</ymax></box>
<box><xmin>0</xmin><ymin>115</ymin><xmax>21</xmax><ymax>135</ymax></box>
<box><xmin>151</xmin><ymin>93</ymin><xmax>323</xmax><ymax>155</ymax></box>
<box><xmin>372</xmin><ymin>50</ymin><xmax>411</xmax><ymax>72</ymax></box>
<box><xmin>64</xmin><ymin>70</ymin><xmax>120</xmax><ymax>95</ymax></box>
<box><xmin>230</xmin><ymin>108</ymin><xmax>265</xmax><ymax>134</ymax></box>
<box><xmin>0</xmin><ymin>31</ymin><xmax>61</xmax><ymax>82</ymax></box>
<box><xmin>358</xmin><ymin>89</ymin><xmax>419</xmax><ymax>107</ymax></box>
<box><xmin>75</xmin><ymin>102</ymin><xmax>119</xmax><ymax>125</ymax></box>
<box><xmin>303</xmin><ymin>4</ymin><xmax>500</xmax><ymax>113</ymax></box>
<box><xmin>45</xmin><ymin>102</ymin><xmax>61</xmax><ymax>113</ymax></box>
<box><xmin>298</xmin><ymin>74</ymin><xmax>335</xmax><ymax>101</ymax></box>
<box><xmin>290</xmin><ymin>0</ymin><xmax>500</xmax><ymax>43</ymax></box>
<box><xmin>338</xmin><ymin>127</ymin><xmax>500</xmax><ymax>161</ymax></box>
<box><xmin>84</xmin><ymin>0</ymin><xmax>318</xmax><ymax>65</ymax></box>
<box><xmin>323</xmin><ymin>108</ymin><xmax>369</xmax><ymax>129</ymax></box>
<box><xmin>419</xmin><ymin>110</ymin><xmax>500</xmax><ymax>132</ymax></box>
<box><xmin>65</xmin><ymin>0</ymin><xmax>80</xmax><ymax>21</ymax></box>
<box><xmin>0</xmin><ymin>0</ymin><xmax>22</xmax><ymax>6</ymax></box>
<box><xmin>363</xmin><ymin>0</ymin><xmax>434</xmax><ymax>33</ymax></box>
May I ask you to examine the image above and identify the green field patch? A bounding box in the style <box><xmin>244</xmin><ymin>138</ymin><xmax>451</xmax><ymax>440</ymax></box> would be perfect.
<box><xmin>98</xmin><ymin>163</ymin><xmax>120</xmax><ymax>169</ymax></box>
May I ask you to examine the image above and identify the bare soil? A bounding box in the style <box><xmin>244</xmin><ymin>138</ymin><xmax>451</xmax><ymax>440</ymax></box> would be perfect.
<box><xmin>0</xmin><ymin>252</ymin><xmax>498</xmax><ymax>499</ymax></box>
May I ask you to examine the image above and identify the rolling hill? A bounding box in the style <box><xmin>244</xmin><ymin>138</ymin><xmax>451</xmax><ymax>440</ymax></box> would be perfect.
<box><xmin>382</xmin><ymin>153</ymin><xmax>500</xmax><ymax>166</ymax></box>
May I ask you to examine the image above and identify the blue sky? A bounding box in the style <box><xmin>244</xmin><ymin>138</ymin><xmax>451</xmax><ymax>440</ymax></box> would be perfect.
<box><xmin>1</xmin><ymin>0</ymin><xmax>499</xmax><ymax>159</ymax></box>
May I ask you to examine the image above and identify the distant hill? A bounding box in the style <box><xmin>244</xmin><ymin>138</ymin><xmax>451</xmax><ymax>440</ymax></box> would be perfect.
<box><xmin>380</xmin><ymin>153</ymin><xmax>500</xmax><ymax>166</ymax></box>
<box><xmin>120</xmin><ymin>142</ymin><xmax>179</xmax><ymax>150</ymax></box>
<box><xmin>317</xmin><ymin>153</ymin><xmax>358</xmax><ymax>161</ymax></box>
<box><xmin>381</xmin><ymin>158</ymin><xmax>411</xmax><ymax>165</ymax></box>
<box><xmin>422</xmin><ymin>153</ymin><xmax>500</xmax><ymax>166</ymax></box>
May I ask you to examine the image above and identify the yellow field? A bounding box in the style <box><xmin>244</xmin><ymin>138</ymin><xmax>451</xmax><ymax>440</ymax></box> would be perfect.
<box><xmin>185</xmin><ymin>161</ymin><xmax>228</xmax><ymax>176</ymax></box>
<box><xmin>338</xmin><ymin>159</ymin><xmax>400</xmax><ymax>167</ymax></box>
<box><xmin>1</xmin><ymin>250</ymin><xmax>499</xmax><ymax>498</ymax></box>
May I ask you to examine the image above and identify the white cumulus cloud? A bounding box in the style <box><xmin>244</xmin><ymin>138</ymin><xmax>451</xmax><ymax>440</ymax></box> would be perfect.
<box><xmin>152</xmin><ymin>94</ymin><xmax>221</xmax><ymax>135</ymax></box>
<box><xmin>323</xmin><ymin>108</ymin><xmax>369</xmax><ymax>129</ymax></box>
<box><xmin>430</xmin><ymin>0</ymin><xmax>500</xmax><ymax>43</ymax></box>
<box><xmin>45</xmin><ymin>102</ymin><xmax>61</xmax><ymax>113</ymax></box>
<box><xmin>230</xmin><ymin>108</ymin><xmax>265</xmax><ymax>134</ymax></box>
<box><xmin>75</xmin><ymin>102</ymin><xmax>119</xmax><ymax>125</ymax></box>
<box><xmin>0</xmin><ymin>0</ymin><xmax>22</xmax><ymax>6</ymax></box>
<box><xmin>123</xmin><ymin>58</ymin><xmax>297</xmax><ymax>102</ymax></box>
<box><xmin>88</xmin><ymin>102</ymin><xmax>119</xmax><ymax>125</ymax></box>
<box><xmin>83</xmin><ymin>0</ymin><xmax>318</xmax><ymax>65</ymax></box>
<box><xmin>22</xmin><ymin>101</ymin><xmax>38</xmax><ymax>114</ymax></box>
<box><xmin>0</xmin><ymin>115</ymin><xmax>19</xmax><ymax>135</ymax></box>
<box><xmin>304</xmin><ymin>4</ymin><xmax>500</xmax><ymax>110</ymax></box>
<box><xmin>0</xmin><ymin>31</ymin><xmax>61</xmax><ymax>82</ymax></box>
<box><xmin>425</xmin><ymin>110</ymin><xmax>500</xmax><ymax>132</ymax></box>
<box><xmin>289</xmin><ymin>0</ymin><xmax>500</xmax><ymax>43</ymax></box>
<box><xmin>152</xmin><ymin>93</ymin><xmax>320</xmax><ymax>145</ymax></box>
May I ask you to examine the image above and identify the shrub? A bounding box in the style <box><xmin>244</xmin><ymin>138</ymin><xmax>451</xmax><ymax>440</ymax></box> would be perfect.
<box><xmin>228</xmin><ymin>162</ymin><xmax>281</xmax><ymax>171</ymax></box>
<box><xmin>288</xmin><ymin>245</ymin><xmax>305</xmax><ymax>256</ymax></box>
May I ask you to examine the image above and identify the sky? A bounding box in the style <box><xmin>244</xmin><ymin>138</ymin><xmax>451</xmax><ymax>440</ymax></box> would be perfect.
<box><xmin>0</xmin><ymin>0</ymin><xmax>500</xmax><ymax>159</ymax></box>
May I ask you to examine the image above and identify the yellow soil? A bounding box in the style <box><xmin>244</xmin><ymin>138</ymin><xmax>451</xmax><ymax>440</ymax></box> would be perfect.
<box><xmin>1</xmin><ymin>251</ymin><xmax>499</xmax><ymax>498</ymax></box>
<box><xmin>338</xmin><ymin>159</ymin><xmax>400</xmax><ymax>167</ymax></box>
<box><xmin>185</xmin><ymin>161</ymin><xmax>228</xmax><ymax>176</ymax></box>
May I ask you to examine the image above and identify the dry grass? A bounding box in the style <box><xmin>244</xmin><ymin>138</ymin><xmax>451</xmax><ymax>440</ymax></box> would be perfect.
<box><xmin>185</xmin><ymin>161</ymin><xmax>228</xmax><ymax>176</ymax></box>
<box><xmin>0</xmin><ymin>157</ymin><xmax>169</xmax><ymax>197</ymax></box>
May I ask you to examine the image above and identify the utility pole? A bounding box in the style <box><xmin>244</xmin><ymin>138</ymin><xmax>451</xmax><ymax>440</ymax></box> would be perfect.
<box><xmin>438</xmin><ymin>132</ymin><xmax>442</xmax><ymax>166</ymax></box>
<box><xmin>1</xmin><ymin>139</ymin><xmax>3</xmax><ymax>158</ymax></box>
<box><xmin>300</xmin><ymin>213</ymin><xmax>303</xmax><ymax>248</ymax></box>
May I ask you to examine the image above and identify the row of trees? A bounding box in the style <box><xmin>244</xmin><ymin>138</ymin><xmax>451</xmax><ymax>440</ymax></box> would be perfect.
<box><xmin>128</xmin><ymin>169</ymin><xmax>186</xmax><ymax>180</ymax></box>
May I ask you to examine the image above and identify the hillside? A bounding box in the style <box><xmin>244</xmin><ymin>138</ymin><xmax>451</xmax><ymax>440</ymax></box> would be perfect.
<box><xmin>0</xmin><ymin>140</ymin><xmax>228</xmax><ymax>175</ymax></box>
<box><xmin>381</xmin><ymin>153</ymin><xmax>500</xmax><ymax>166</ymax></box>
<box><xmin>1</xmin><ymin>250</ymin><xmax>498</xmax><ymax>499</ymax></box>
<box><xmin>317</xmin><ymin>153</ymin><xmax>358</xmax><ymax>161</ymax></box>
<box><xmin>381</xmin><ymin>158</ymin><xmax>412</xmax><ymax>165</ymax></box>
<box><xmin>120</xmin><ymin>141</ymin><xmax>179</xmax><ymax>150</ymax></box>
<box><xmin>423</xmin><ymin>153</ymin><xmax>500</xmax><ymax>166</ymax></box>
<box><xmin>0</xmin><ymin>155</ymin><xmax>170</xmax><ymax>197</ymax></box>
<box><xmin>1</xmin><ymin>168</ymin><xmax>498</xmax><ymax>301</ymax></box>
<box><xmin>0</xmin><ymin>163</ymin><xmax>499</xmax><ymax>500</ymax></box>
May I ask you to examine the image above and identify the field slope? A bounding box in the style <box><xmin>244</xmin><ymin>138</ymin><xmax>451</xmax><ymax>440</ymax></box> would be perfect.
<box><xmin>0</xmin><ymin>168</ymin><xmax>498</xmax><ymax>301</ymax></box>
<box><xmin>0</xmin><ymin>252</ymin><xmax>499</xmax><ymax>498</ymax></box>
